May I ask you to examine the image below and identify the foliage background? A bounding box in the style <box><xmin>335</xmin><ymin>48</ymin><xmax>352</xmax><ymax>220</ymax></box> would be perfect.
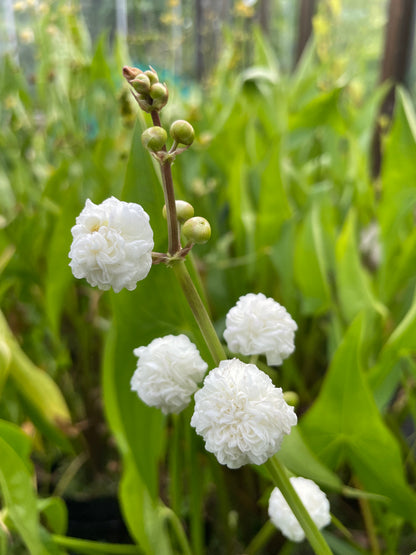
<box><xmin>0</xmin><ymin>0</ymin><xmax>416</xmax><ymax>554</ymax></box>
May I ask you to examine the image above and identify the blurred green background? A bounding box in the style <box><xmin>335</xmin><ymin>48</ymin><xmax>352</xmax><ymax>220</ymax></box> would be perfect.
<box><xmin>1</xmin><ymin>1</ymin><xmax>416</xmax><ymax>554</ymax></box>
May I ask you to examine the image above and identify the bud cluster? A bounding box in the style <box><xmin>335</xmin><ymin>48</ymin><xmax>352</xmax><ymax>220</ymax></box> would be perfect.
<box><xmin>123</xmin><ymin>65</ymin><xmax>168</xmax><ymax>113</ymax></box>
<box><xmin>124</xmin><ymin>64</ymin><xmax>209</xmax><ymax>257</ymax></box>
<box><xmin>140</xmin><ymin>119</ymin><xmax>195</xmax><ymax>157</ymax></box>
<box><xmin>162</xmin><ymin>201</ymin><xmax>211</xmax><ymax>245</ymax></box>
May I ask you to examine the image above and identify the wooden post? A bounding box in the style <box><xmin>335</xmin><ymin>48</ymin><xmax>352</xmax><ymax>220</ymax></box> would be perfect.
<box><xmin>371</xmin><ymin>0</ymin><xmax>416</xmax><ymax>177</ymax></box>
<box><xmin>258</xmin><ymin>0</ymin><xmax>271</xmax><ymax>36</ymax></box>
<box><xmin>294</xmin><ymin>0</ymin><xmax>316</xmax><ymax>67</ymax></box>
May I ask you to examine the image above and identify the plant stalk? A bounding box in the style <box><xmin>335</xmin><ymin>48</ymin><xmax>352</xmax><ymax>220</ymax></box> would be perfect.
<box><xmin>264</xmin><ymin>456</ymin><xmax>333</xmax><ymax>555</ymax></box>
<box><xmin>172</xmin><ymin>261</ymin><xmax>226</xmax><ymax>366</ymax></box>
<box><xmin>151</xmin><ymin>110</ymin><xmax>180</xmax><ymax>255</ymax></box>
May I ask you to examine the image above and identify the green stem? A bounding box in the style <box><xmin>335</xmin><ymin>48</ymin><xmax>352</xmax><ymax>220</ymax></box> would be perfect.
<box><xmin>151</xmin><ymin>110</ymin><xmax>180</xmax><ymax>255</ymax></box>
<box><xmin>51</xmin><ymin>535</ymin><xmax>142</xmax><ymax>554</ymax></box>
<box><xmin>160</xmin><ymin>160</ymin><xmax>181</xmax><ymax>255</ymax></box>
<box><xmin>173</xmin><ymin>261</ymin><xmax>226</xmax><ymax>366</ymax></box>
<box><xmin>353</xmin><ymin>478</ymin><xmax>380</xmax><ymax>555</ymax></box>
<box><xmin>264</xmin><ymin>456</ymin><xmax>333</xmax><ymax>555</ymax></box>
<box><xmin>245</xmin><ymin>520</ymin><xmax>276</xmax><ymax>555</ymax></box>
<box><xmin>160</xmin><ymin>507</ymin><xmax>193</xmax><ymax>555</ymax></box>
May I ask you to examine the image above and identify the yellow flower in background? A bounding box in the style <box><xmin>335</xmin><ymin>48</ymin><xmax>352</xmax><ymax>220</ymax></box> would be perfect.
<box><xmin>13</xmin><ymin>1</ymin><xmax>27</xmax><ymax>12</ymax></box>
<box><xmin>19</xmin><ymin>28</ymin><xmax>35</xmax><ymax>44</ymax></box>
<box><xmin>234</xmin><ymin>0</ymin><xmax>255</xmax><ymax>18</ymax></box>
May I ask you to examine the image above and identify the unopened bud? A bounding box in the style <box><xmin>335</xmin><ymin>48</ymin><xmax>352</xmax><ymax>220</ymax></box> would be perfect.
<box><xmin>141</xmin><ymin>126</ymin><xmax>168</xmax><ymax>152</ymax></box>
<box><xmin>122</xmin><ymin>65</ymin><xmax>142</xmax><ymax>82</ymax></box>
<box><xmin>149</xmin><ymin>83</ymin><xmax>169</xmax><ymax>110</ymax></box>
<box><xmin>136</xmin><ymin>93</ymin><xmax>152</xmax><ymax>113</ymax></box>
<box><xmin>131</xmin><ymin>74</ymin><xmax>151</xmax><ymax>94</ymax></box>
<box><xmin>163</xmin><ymin>200</ymin><xmax>195</xmax><ymax>223</ymax></box>
<box><xmin>144</xmin><ymin>68</ymin><xmax>159</xmax><ymax>85</ymax></box>
<box><xmin>182</xmin><ymin>216</ymin><xmax>211</xmax><ymax>244</ymax></box>
<box><xmin>170</xmin><ymin>120</ymin><xmax>195</xmax><ymax>146</ymax></box>
<box><xmin>283</xmin><ymin>391</ymin><xmax>299</xmax><ymax>407</ymax></box>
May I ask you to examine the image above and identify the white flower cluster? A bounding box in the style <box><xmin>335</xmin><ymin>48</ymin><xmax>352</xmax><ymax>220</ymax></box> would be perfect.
<box><xmin>69</xmin><ymin>197</ymin><xmax>154</xmax><ymax>293</ymax></box>
<box><xmin>191</xmin><ymin>358</ymin><xmax>297</xmax><ymax>469</ymax></box>
<box><xmin>268</xmin><ymin>477</ymin><xmax>331</xmax><ymax>542</ymax></box>
<box><xmin>131</xmin><ymin>334</ymin><xmax>208</xmax><ymax>414</ymax></box>
<box><xmin>223</xmin><ymin>293</ymin><xmax>297</xmax><ymax>366</ymax></box>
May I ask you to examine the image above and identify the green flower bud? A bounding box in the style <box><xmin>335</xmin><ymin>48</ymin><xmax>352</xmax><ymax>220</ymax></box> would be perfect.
<box><xmin>163</xmin><ymin>200</ymin><xmax>195</xmax><ymax>223</ymax></box>
<box><xmin>283</xmin><ymin>391</ymin><xmax>299</xmax><ymax>407</ymax></box>
<box><xmin>182</xmin><ymin>216</ymin><xmax>211</xmax><ymax>244</ymax></box>
<box><xmin>149</xmin><ymin>83</ymin><xmax>169</xmax><ymax>110</ymax></box>
<box><xmin>122</xmin><ymin>65</ymin><xmax>142</xmax><ymax>82</ymax></box>
<box><xmin>136</xmin><ymin>93</ymin><xmax>152</xmax><ymax>113</ymax></box>
<box><xmin>170</xmin><ymin>120</ymin><xmax>195</xmax><ymax>146</ymax></box>
<box><xmin>144</xmin><ymin>68</ymin><xmax>159</xmax><ymax>85</ymax></box>
<box><xmin>131</xmin><ymin>74</ymin><xmax>151</xmax><ymax>94</ymax></box>
<box><xmin>141</xmin><ymin>126</ymin><xmax>168</xmax><ymax>152</ymax></box>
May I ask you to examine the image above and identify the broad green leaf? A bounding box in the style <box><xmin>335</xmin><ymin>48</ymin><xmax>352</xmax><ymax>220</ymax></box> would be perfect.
<box><xmin>228</xmin><ymin>154</ymin><xmax>255</xmax><ymax>258</ymax></box>
<box><xmin>289</xmin><ymin>88</ymin><xmax>344</xmax><ymax>132</ymax></box>
<box><xmin>301</xmin><ymin>315</ymin><xmax>416</xmax><ymax>524</ymax></box>
<box><xmin>37</xmin><ymin>497</ymin><xmax>68</xmax><ymax>536</ymax></box>
<box><xmin>335</xmin><ymin>210</ymin><xmax>387</xmax><ymax>322</ymax></box>
<box><xmin>378</xmin><ymin>225</ymin><xmax>416</xmax><ymax>303</ymax></box>
<box><xmin>255</xmin><ymin>143</ymin><xmax>291</xmax><ymax>252</ymax></box>
<box><xmin>43</xmin><ymin>163</ymin><xmax>82</xmax><ymax>335</ymax></box>
<box><xmin>102</xmin><ymin>320</ymin><xmax>171</xmax><ymax>553</ymax></box>
<box><xmin>0</xmin><ymin>311</ymin><xmax>72</xmax><ymax>450</ymax></box>
<box><xmin>119</xmin><ymin>454</ymin><xmax>173</xmax><ymax>555</ymax></box>
<box><xmin>369</xmin><ymin>286</ymin><xmax>416</xmax><ymax>408</ymax></box>
<box><xmin>278</xmin><ymin>427</ymin><xmax>343</xmax><ymax>492</ymax></box>
<box><xmin>378</xmin><ymin>88</ymin><xmax>416</xmax><ymax>301</ymax></box>
<box><xmin>0</xmin><ymin>419</ymin><xmax>31</xmax><ymax>464</ymax></box>
<box><xmin>294</xmin><ymin>200</ymin><xmax>332</xmax><ymax>314</ymax></box>
<box><xmin>325</xmin><ymin>532</ymin><xmax>367</xmax><ymax>555</ymax></box>
<box><xmin>0</xmin><ymin>436</ymin><xmax>48</xmax><ymax>555</ymax></box>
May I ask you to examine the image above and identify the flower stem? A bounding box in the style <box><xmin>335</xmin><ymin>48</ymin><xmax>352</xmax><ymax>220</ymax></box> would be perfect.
<box><xmin>149</xmin><ymin>110</ymin><xmax>225</xmax><ymax>364</ymax></box>
<box><xmin>353</xmin><ymin>477</ymin><xmax>381</xmax><ymax>555</ymax></box>
<box><xmin>172</xmin><ymin>261</ymin><xmax>226</xmax><ymax>366</ymax></box>
<box><xmin>160</xmin><ymin>160</ymin><xmax>181</xmax><ymax>255</ymax></box>
<box><xmin>245</xmin><ymin>520</ymin><xmax>276</xmax><ymax>555</ymax></box>
<box><xmin>160</xmin><ymin>506</ymin><xmax>193</xmax><ymax>555</ymax></box>
<box><xmin>264</xmin><ymin>456</ymin><xmax>333</xmax><ymax>555</ymax></box>
<box><xmin>151</xmin><ymin>111</ymin><xmax>181</xmax><ymax>255</ymax></box>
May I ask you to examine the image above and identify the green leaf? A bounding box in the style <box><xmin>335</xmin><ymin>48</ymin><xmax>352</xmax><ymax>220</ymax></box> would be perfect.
<box><xmin>0</xmin><ymin>311</ymin><xmax>72</xmax><ymax>450</ymax></box>
<box><xmin>369</xmin><ymin>285</ymin><xmax>416</xmax><ymax>408</ymax></box>
<box><xmin>44</xmin><ymin>164</ymin><xmax>82</xmax><ymax>335</ymax></box>
<box><xmin>102</xmin><ymin>262</ymin><xmax>211</xmax><ymax>551</ymax></box>
<box><xmin>0</xmin><ymin>419</ymin><xmax>32</xmax><ymax>464</ymax></box>
<box><xmin>119</xmin><ymin>454</ymin><xmax>173</xmax><ymax>555</ymax></box>
<box><xmin>37</xmin><ymin>497</ymin><xmax>68</xmax><ymax>536</ymax></box>
<box><xmin>301</xmin><ymin>315</ymin><xmax>416</xmax><ymax>524</ymax></box>
<box><xmin>0</xmin><ymin>436</ymin><xmax>48</xmax><ymax>555</ymax></box>
<box><xmin>289</xmin><ymin>88</ymin><xmax>344</xmax><ymax>132</ymax></box>
<box><xmin>294</xmin><ymin>199</ymin><xmax>332</xmax><ymax>314</ymax></box>
<box><xmin>335</xmin><ymin>210</ymin><xmax>387</xmax><ymax>322</ymax></box>
<box><xmin>278</xmin><ymin>427</ymin><xmax>343</xmax><ymax>492</ymax></box>
<box><xmin>378</xmin><ymin>87</ymin><xmax>416</xmax><ymax>300</ymax></box>
<box><xmin>255</xmin><ymin>143</ymin><xmax>292</xmax><ymax>252</ymax></box>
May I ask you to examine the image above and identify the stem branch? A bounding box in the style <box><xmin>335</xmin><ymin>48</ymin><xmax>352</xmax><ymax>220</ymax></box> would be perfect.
<box><xmin>173</xmin><ymin>261</ymin><xmax>226</xmax><ymax>366</ymax></box>
<box><xmin>264</xmin><ymin>456</ymin><xmax>333</xmax><ymax>555</ymax></box>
